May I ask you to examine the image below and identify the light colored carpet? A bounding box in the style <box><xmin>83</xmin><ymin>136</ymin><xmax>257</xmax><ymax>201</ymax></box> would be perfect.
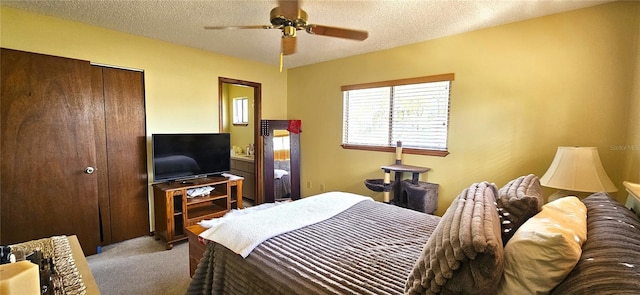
<box><xmin>86</xmin><ymin>236</ymin><xmax>191</xmax><ymax>295</ymax></box>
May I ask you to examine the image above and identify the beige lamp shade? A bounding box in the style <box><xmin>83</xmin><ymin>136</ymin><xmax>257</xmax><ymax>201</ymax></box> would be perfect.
<box><xmin>540</xmin><ymin>146</ymin><xmax>617</xmax><ymax>193</ymax></box>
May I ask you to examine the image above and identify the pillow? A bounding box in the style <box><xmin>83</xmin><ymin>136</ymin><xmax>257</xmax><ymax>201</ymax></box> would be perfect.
<box><xmin>274</xmin><ymin>169</ymin><xmax>289</xmax><ymax>179</ymax></box>
<box><xmin>496</xmin><ymin>196</ymin><xmax>587</xmax><ymax>295</ymax></box>
<box><xmin>405</xmin><ymin>182</ymin><xmax>504</xmax><ymax>295</ymax></box>
<box><xmin>551</xmin><ymin>192</ymin><xmax>640</xmax><ymax>294</ymax></box>
<box><xmin>496</xmin><ymin>174</ymin><xmax>544</xmax><ymax>245</ymax></box>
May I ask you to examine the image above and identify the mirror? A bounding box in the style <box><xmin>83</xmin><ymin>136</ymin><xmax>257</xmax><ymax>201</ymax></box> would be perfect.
<box><xmin>219</xmin><ymin>77</ymin><xmax>263</xmax><ymax>206</ymax></box>
<box><xmin>262</xmin><ymin>120</ymin><xmax>301</xmax><ymax>203</ymax></box>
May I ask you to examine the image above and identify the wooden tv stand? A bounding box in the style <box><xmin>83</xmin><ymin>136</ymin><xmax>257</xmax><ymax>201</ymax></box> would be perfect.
<box><xmin>152</xmin><ymin>176</ymin><xmax>243</xmax><ymax>249</ymax></box>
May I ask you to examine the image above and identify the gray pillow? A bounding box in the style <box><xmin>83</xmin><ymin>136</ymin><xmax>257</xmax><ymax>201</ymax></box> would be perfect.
<box><xmin>405</xmin><ymin>181</ymin><xmax>504</xmax><ymax>295</ymax></box>
<box><xmin>496</xmin><ymin>174</ymin><xmax>543</xmax><ymax>244</ymax></box>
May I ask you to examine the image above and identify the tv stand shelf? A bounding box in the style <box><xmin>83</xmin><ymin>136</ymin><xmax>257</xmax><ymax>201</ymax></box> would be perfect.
<box><xmin>187</xmin><ymin>193</ymin><xmax>227</xmax><ymax>205</ymax></box>
<box><xmin>152</xmin><ymin>176</ymin><xmax>241</xmax><ymax>250</ymax></box>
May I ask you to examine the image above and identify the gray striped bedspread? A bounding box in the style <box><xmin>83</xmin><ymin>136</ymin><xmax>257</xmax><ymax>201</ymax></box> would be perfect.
<box><xmin>187</xmin><ymin>200</ymin><xmax>440</xmax><ymax>295</ymax></box>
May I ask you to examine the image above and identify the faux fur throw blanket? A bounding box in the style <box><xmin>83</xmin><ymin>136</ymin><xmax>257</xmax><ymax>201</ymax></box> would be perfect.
<box><xmin>496</xmin><ymin>174</ymin><xmax>544</xmax><ymax>244</ymax></box>
<box><xmin>405</xmin><ymin>182</ymin><xmax>504</xmax><ymax>295</ymax></box>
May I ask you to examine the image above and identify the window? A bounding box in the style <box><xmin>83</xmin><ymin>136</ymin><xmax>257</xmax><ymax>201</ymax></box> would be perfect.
<box><xmin>341</xmin><ymin>73</ymin><xmax>454</xmax><ymax>156</ymax></box>
<box><xmin>273</xmin><ymin>135</ymin><xmax>291</xmax><ymax>161</ymax></box>
<box><xmin>232</xmin><ymin>97</ymin><xmax>249</xmax><ymax>125</ymax></box>
<box><xmin>273</xmin><ymin>135</ymin><xmax>290</xmax><ymax>151</ymax></box>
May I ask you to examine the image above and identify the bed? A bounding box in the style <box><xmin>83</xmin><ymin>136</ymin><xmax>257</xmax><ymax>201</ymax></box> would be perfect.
<box><xmin>273</xmin><ymin>159</ymin><xmax>291</xmax><ymax>199</ymax></box>
<box><xmin>188</xmin><ymin>194</ymin><xmax>439</xmax><ymax>294</ymax></box>
<box><xmin>187</xmin><ymin>175</ymin><xmax>640</xmax><ymax>295</ymax></box>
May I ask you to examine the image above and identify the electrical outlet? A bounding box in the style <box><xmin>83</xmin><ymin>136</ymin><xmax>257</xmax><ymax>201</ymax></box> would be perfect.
<box><xmin>320</xmin><ymin>184</ymin><xmax>326</xmax><ymax>192</ymax></box>
<box><xmin>306</xmin><ymin>181</ymin><xmax>312</xmax><ymax>189</ymax></box>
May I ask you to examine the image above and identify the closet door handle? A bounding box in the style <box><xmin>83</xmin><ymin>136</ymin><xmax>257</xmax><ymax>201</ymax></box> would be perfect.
<box><xmin>85</xmin><ymin>167</ymin><xmax>96</xmax><ymax>174</ymax></box>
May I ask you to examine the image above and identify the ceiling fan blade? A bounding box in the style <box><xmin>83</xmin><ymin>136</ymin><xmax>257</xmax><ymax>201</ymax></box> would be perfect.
<box><xmin>278</xmin><ymin>0</ymin><xmax>300</xmax><ymax>20</ymax></box>
<box><xmin>282</xmin><ymin>36</ymin><xmax>297</xmax><ymax>55</ymax></box>
<box><xmin>306</xmin><ymin>24</ymin><xmax>368</xmax><ymax>41</ymax></box>
<box><xmin>204</xmin><ymin>25</ymin><xmax>277</xmax><ymax>30</ymax></box>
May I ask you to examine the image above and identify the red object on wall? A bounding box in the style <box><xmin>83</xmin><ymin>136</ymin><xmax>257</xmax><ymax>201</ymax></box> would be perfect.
<box><xmin>287</xmin><ymin>120</ymin><xmax>302</xmax><ymax>134</ymax></box>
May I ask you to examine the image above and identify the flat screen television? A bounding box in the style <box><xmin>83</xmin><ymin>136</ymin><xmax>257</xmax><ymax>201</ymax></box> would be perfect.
<box><xmin>151</xmin><ymin>133</ymin><xmax>231</xmax><ymax>183</ymax></box>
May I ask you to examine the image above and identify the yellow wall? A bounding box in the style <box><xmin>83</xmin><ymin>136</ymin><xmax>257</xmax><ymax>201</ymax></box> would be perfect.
<box><xmin>288</xmin><ymin>1</ymin><xmax>640</xmax><ymax>214</ymax></box>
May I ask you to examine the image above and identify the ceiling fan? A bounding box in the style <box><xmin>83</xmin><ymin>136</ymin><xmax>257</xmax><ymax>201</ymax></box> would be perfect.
<box><xmin>204</xmin><ymin>0</ymin><xmax>368</xmax><ymax>70</ymax></box>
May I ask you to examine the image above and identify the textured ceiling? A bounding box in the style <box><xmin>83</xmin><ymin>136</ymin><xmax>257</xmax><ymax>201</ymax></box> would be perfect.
<box><xmin>1</xmin><ymin>0</ymin><xmax>613</xmax><ymax>69</ymax></box>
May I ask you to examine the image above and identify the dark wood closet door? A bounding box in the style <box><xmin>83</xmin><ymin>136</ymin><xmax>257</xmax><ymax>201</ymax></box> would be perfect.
<box><xmin>98</xmin><ymin>67</ymin><xmax>149</xmax><ymax>243</ymax></box>
<box><xmin>1</xmin><ymin>49</ymin><xmax>104</xmax><ymax>254</ymax></box>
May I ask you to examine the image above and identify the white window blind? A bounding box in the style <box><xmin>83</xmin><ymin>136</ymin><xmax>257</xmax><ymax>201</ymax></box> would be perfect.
<box><xmin>232</xmin><ymin>97</ymin><xmax>248</xmax><ymax>125</ymax></box>
<box><xmin>273</xmin><ymin>135</ymin><xmax>290</xmax><ymax>151</ymax></box>
<box><xmin>342</xmin><ymin>74</ymin><xmax>452</xmax><ymax>153</ymax></box>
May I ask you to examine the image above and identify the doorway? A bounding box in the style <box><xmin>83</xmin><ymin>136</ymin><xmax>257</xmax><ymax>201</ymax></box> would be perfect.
<box><xmin>218</xmin><ymin>77</ymin><xmax>263</xmax><ymax>205</ymax></box>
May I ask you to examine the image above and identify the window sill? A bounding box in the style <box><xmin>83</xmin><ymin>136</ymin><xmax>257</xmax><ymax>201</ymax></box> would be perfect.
<box><xmin>232</xmin><ymin>123</ymin><xmax>249</xmax><ymax>126</ymax></box>
<box><xmin>341</xmin><ymin>144</ymin><xmax>449</xmax><ymax>157</ymax></box>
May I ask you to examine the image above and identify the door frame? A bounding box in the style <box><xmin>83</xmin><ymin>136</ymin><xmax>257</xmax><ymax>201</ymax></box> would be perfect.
<box><xmin>218</xmin><ymin>77</ymin><xmax>263</xmax><ymax>204</ymax></box>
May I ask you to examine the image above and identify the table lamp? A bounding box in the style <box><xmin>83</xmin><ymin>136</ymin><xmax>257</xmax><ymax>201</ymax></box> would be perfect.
<box><xmin>540</xmin><ymin>146</ymin><xmax>617</xmax><ymax>202</ymax></box>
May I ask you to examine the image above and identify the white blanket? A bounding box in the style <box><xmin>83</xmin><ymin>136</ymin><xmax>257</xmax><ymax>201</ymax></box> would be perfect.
<box><xmin>198</xmin><ymin>191</ymin><xmax>372</xmax><ymax>258</ymax></box>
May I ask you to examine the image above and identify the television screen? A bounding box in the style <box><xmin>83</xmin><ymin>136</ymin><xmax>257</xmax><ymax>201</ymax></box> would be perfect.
<box><xmin>152</xmin><ymin>133</ymin><xmax>231</xmax><ymax>183</ymax></box>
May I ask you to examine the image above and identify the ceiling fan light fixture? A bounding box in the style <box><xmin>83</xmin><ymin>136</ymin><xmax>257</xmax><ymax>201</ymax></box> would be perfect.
<box><xmin>295</xmin><ymin>9</ymin><xmax>309</xmax><ymax>27</ymax></box>
<box><xmin>283</xmin><ymin>25</ymin><xmax>297</xmax><ymax>37</ymax></box>
<box><xmin>270</xmin><ymin>7</ymin><xmax>308</xmax><ymax>27</ymax></box>
<box><xmin>270</xmin><ymin>7</ymin><xmax>286</xmax><ymax>26</ymax></box>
